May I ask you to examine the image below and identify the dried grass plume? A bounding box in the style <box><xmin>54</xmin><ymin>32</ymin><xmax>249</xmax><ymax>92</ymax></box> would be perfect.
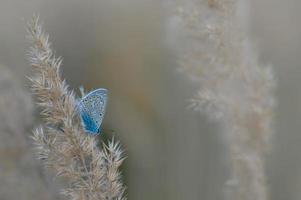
<box><xmin>27</xmin><ymin>16</ymin><xmax>126</xmax><ymax>200</ymax></box>
<box><xmin>173</xmin><ymin>0</ymin><xmax>276</xmax><ymax>200</ymax></box>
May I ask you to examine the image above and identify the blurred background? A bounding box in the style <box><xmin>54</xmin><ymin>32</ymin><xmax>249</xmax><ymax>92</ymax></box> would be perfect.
<box><xmin>0</xmin><ymin>0</ymin><xmax>300</xmax><ymax>199</ymax></box>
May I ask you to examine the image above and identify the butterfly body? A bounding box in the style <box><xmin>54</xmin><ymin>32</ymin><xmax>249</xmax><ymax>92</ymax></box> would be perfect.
<box><xmin>77</xmin><ymin>88</ymin><xmax>108</xmax><ymax>135</ymax></box>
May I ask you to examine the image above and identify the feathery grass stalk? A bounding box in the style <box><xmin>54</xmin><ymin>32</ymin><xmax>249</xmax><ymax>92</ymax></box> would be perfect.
<box><xmin>174</xmin><ymin>0</ymin><xmax>275</xmax><ymax>199</ymax></box>
<box><xmin>27</xmin><ymin>16</ymin><xmax>126</xmax><ymax>200</ymax></box>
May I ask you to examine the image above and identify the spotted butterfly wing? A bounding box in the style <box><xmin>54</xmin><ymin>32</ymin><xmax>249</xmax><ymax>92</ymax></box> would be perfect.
<box><xmin>77</xmin><ymin>88</ymin><xmax>108</xmax><ymax>135</ymax></box>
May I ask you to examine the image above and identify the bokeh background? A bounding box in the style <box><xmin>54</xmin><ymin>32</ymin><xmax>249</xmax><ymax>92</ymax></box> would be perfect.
<box><xmin>0</xmin><ymin>0</ymin><xmax>300</xmax><ymax>199</ymax></box>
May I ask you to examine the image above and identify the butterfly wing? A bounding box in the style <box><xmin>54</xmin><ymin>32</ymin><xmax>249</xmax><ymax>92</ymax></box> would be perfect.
<box><xmin>78</xmin><ymin>107</ymin><xmax>99</xmax><ymax>134</ymax></box>
<box><xmin>78</xmin><ymin>88</ymin><xmax>108</xmax><ymax>134</ymax></box>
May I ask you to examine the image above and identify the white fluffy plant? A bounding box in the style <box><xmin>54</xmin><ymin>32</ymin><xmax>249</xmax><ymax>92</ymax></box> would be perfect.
<box><xmin>172</xmin><ymin>0</ymin><xmax>275</xmax><ymax>200</ymax></box>
<box><xmin>27</xmin><ymin>17</ymin><xmax>126</xmax><ymax>200</ymax></box>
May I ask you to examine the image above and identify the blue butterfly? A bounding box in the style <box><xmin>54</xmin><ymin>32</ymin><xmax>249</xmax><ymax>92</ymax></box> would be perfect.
<box><xmin>77</xmin><ymin>88</ymin><xmax>108</xmax><ymax>135</ymax></box>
